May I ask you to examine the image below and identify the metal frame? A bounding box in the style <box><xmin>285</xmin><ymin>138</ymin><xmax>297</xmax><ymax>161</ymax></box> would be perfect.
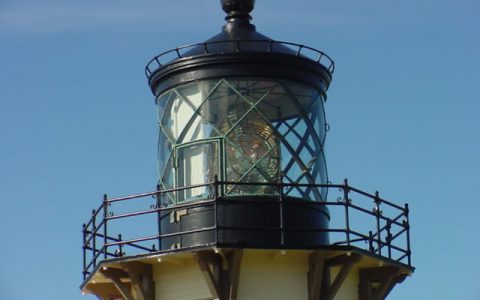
<box><xmin>174</xmin><ymin>138</ymin><xmax>222</xmax><ymax>204</ymax></box>
<box><xmin>157</xmin><ymin>78</ymin><xmax>329</xmax><ymax>205</ymax></box>
<box><xmin>82</xmin><ymin>179</ymin><xmax>412</xmax><ymax>280</ymax></box>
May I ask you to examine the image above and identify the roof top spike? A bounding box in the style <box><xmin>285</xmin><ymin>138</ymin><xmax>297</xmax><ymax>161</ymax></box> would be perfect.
<box><xmin>221</xmin><ymin>0</ymin><xmax>255</xmax><ymax>22</ymax></box>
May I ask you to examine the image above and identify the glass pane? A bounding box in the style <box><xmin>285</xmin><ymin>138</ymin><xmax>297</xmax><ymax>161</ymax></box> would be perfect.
<box><xmin>309</xmin><ymin>96</ymin><xmax>326</xmax><ymax>145</ymax></box>
<box><xmin>225</xmin><ymin>137</ymin><xmax>254</xmax><ymax>183</ymax></box>
<box><xmin>177</xmin><ymin>142</ymin><xmax>219</xmax><ymax>202</ymax></box>
<box><xmin>282</xmin><ymin>81</ymin><xmax>317</xmax><ymax>113</ymax></box>
<box><xmin>160</xmin><ymin>154</ymin><xmax>175</xmax><ymax>207</ymax></box>
<box><xmin>225</xmin><ymin>110</ymin><xmax>280</xmax><ymax>185</ymax></box>
<box><xmin>227</xmin><ymin>167</ymin><xmax>278</xmax><ymax>196</ymax></box>
<box><xmin>257</xmin><ymin>88</ymin><xmax>300</xmax><ymax>121</ymax></box>
<box><xmin>156</xmin><ymin>91</ymin><xmax>175</xmax><ymax>124</ymax></box>
<box><xmin>160</xmin><ymin>92</ymin><xmax>195</xmax><ymax>143</ymax></box>
<box><xmin>197</xmin><ymin>80</ymin><xmax>251</xmax><ymax>136</ymax></box>
<box><xmin>177</xmin><ymin>81</ymin><xmax>217</xmax><ymax>110</ymax></box>
<box><xmin>180</xmin><ymin>115</ymin><xmax>219</xmax><ymax>143</ymax></box>
<box><xmin>157</xmin><ymin>78</ymin><xmax>328</xmax><ymax>203</ymax></box>
<box><xmin>157</xmin><ymin>130</ymin><xmax>173</xmax><ymax>181</ymax></box>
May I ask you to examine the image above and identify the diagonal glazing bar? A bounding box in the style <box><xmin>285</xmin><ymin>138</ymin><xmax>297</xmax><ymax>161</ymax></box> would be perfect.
<box><xmin>225</xmin><ymin>145</ymin><xmax>278</xmax><ymax>195</ymax></box>
<box><xmin>174</xmin><ymin>80</ymin><xmax>225</xmax><ymax>144</ymax></box>
<box><xmin>225</xmin><ymin>127</ymin><xmax>279</xmax><ymax>195</ymax></box>
<box><xmin>281</xmin><ymin>120</ymin><xmax>318</xmax><ymax>178</ymax></box>
<box><xmin>237</xmin><ymin>96</ymin><xmax>318</xmax><ymax>195</ymax></box>
<box><xmin>222</xmin><ymin>90</ymin><xmax>272</xmax><ymax>138</ymax></box>
<box><xmin>279</xmin><ymin>82</ymin><xmax>325</xmax><ymax>150</ymax></box>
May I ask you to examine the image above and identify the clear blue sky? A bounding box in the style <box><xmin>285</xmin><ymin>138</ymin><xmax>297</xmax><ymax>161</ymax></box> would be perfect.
<box><xmin>1</xmin><ymin>0</ymin><xmax>479</xmax><ymax>299</ymax></box>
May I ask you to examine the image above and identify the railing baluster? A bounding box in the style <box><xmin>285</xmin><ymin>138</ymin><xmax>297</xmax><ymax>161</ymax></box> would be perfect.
<box><xmin>317</xmin><ymin>52</ymin><xmax>323</xmax><ymax>63</ymax></box>
<box><xmin>103</xmin><ymin>194</ymin><xmax>108</xmax><ymax>259</ymax></box>
<box><xmin>369</xmin><ymin>231</ymin><xmax>374</xmax><ymax>252</ymax></box>
<box><xmin>279</xmin><ymin>174</ymin><xmax>285</xmax><ymax>246</ymax></box>
<box><xmin>386</xmin><ymin>220</ymin><xmax>392</xmax><ymax>259</ymax></box>
<box><xmin>118</xmin><ymin>234</ymin><xmax>123</xmax><ymax>257</ymax></box>
<box><xmin>343</xmin><ymin>179</ymin><xmax>351</xmax><ymax>246</ymax></box>
<box><xmin>296</xmin><ymin>44</ymin><xmax>303</xmax><ymax>56</ymax></box>
<box><xmin>214</xmin><ymin>175</ymin><xmax>219</xmax><ymax>244</ymax></box>
<box><xmin>82</xmin><ymin>223</ymin><xmax>87</xmax><ymax>279</ymax></box>
<box><xmin>156</xmin><ymin>184</ymin><xmax>162</xmax><ymax>251</ymax></box>
<box><xmin>91</xmin><ymin>209</ymin><xmax>96</xmax><ymax>268</ymax></box>
<box><xmin>374</xmin><ymin>191</ymin><xmax>382</xmax><ymax>255</ymax></box>
<box><xmin>405</xmin><ymin>203</ymin><xmax>411</xmax><ymax>266</ymax></box>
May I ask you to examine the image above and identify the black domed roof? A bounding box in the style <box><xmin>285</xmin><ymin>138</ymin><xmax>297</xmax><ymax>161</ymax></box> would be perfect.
<box><xmin>145</xmin><ymin>0</ymin><xmax>334</xmax><ymax>97</ymax></box>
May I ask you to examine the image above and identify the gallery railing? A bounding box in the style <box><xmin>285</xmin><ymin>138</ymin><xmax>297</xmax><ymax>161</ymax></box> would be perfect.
<box><xmin>145</xmin><ymin>39</ymin><xmax>335</xmax><ymax>79</ymax></box>
<box><xmin>82</xmin><ymin>179</ymin><xmax>411</xmax><ymax>279</ymax></box>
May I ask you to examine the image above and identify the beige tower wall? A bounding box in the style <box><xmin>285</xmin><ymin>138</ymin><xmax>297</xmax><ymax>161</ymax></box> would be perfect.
<box><xmin>150</xmin><ymin>250</ymin><xmax>365</xmax><ymax>300</ymax></box>
<box><xmin>237</xmin><ymin>251</ymin><xmax>309</xmax><ymax>300</ymax></box>
<box><xmin>153</xmin><ymin>256</ymin><xmax>211</xmax><ymax>300</ymax></box>
<box><xmin>151</xmin><ymin>251</ymin><xmax>311</xmax><ymax>300</ymax></box>
<box><xmin>331</xmin><ymin>264</ymin><xmax>359</xmax><ymax>300</ymax></box>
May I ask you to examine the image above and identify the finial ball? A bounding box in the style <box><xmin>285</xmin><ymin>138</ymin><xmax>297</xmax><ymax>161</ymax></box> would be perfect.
<box><xmin>221</xmin><ymin>0</ymin><xmax>255</xmax><ymax>14</ymax></box>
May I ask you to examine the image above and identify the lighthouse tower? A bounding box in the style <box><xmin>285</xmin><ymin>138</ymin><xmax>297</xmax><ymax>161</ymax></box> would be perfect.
<box><xmin>81</xmin><ymin>1</ymin><xmax>414</xmax><ymax>299</ymax></box>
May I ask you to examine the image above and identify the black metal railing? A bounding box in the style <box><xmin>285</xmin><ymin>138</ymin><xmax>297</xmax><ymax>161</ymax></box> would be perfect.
<box><xmin>145</xmin><ymin>39</ymin><xmax>335</xmax><ymax>79</ymax></box>
<box><xmin>82</xmin><ymin>179</ymin><xmax>411</xmax><ymax>279</ymax></box>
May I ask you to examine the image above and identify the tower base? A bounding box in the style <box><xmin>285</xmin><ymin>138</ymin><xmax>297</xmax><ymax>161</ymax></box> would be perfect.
<box><xmin>81</xmin><ymin>246</ymin><xmax>412</xmax><ymax>300</ymax></box>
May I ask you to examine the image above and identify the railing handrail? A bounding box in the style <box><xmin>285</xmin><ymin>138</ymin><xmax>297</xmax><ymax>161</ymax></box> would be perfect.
<box><xmin>145</xmin><ymin>39</ymin><xmax>335</xmax><ymax>79</ymax></box>
<box><xmin>82</xmin><ymin>180</ymin><xmax>411</xmax><ymax>279</ymax></box>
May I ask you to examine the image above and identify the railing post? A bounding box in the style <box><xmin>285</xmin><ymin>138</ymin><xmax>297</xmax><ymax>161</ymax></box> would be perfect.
<box><xmin>404</xmin><ymin>203</ymin><xmax>411</xmax><ymax>266</ymax></box>
<box><xmin>374</xmin><ymin>191</ymin><xmax>382</xmax><ymax>255</ymax></box>
<box><xmin>214</xmin><ymin>175</ymin><xmax>219</xmax><ymax>199</ymax></box>
<box><xmin>296</xmin><ymin>44</ymin><xmax>303</xmax><ymax>56</ymax></box>
<box><xmin>386</xmin><ymin>220</ymin><xmax>392</xmax><ymax>259</ymax></box>
<box><xmin>343</xmin><ymin>178</ymin><xmax>351</xmax><ymax>246</ymax></box>
<box><xmin>156</xmin><ymin>184</ymin><xmax>162</xmax><ymax>251</ymax></box>
<box><xmin>279</xmin><ymin>174</ymin><xmax>285</xmax><ymax>246</ymax></box>
<box><xmin>214</xmin><ymin>175</ymin><xmax>219</xmax><ymax>244</ymax></box>
<box><xmin>91</xmin><ymin>209</ymin><xmax>97</xmax><ymax>267</ymax></box>
<box><xmin>103</xmin><ymin>194</ymin><xmax>108</xmax><ymax>259</ymax></box>
<box><xmin>118</xmin><ymin>234</ymin><xmax>123</xmax><ymax>257</ymax></box>
<box><xmin>368</xmin><ymin>231</ymin><xmax>374</xmax><ymax>252</ymax></box>
<box><xmin>316</xmin><ymin>52</ymin><xmax>324</xmax><ymax>63</ymax></box>
<box><xmin>82</xmin><ymin>223</ymin><xmax>87</xmax><ymax>279</ymax></box>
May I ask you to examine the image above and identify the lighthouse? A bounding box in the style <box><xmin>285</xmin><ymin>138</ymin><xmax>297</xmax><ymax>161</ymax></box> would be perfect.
<box><xmin>81</xmin><ymin>1</ymin><xmax>414</xmax><ymax>299</ymax></box>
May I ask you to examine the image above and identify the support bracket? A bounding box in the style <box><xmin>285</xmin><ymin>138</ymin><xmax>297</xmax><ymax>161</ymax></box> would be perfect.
<box><xmin>193</xmin><ymin>249</ymin><xmax>243</xmax><ymax>300</ymax></box>
<box><xmin>309</xmin><ymin>252</ymin><xmax>361</xmax><ymax>300</ymax></box>
<box><xmin>359</xmin><ymin>266</ymin><xmax>406</xmax><ymax>300</ymax></box>
<box><xmin>100</xmin><ymin>263</ymin><xmax>154</xmax><ymax>300</ymax></box>
<box><xmin>100</xmin><ymin>267</ymin><xmax>134</xmax><ymax>300</ymax></box>
<box><xmin>122</xmin><ymin>262</ymin><xmax>155</xmax><ymax>300</ymax></box>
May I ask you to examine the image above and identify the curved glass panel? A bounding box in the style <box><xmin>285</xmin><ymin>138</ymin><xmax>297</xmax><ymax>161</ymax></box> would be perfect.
<box><xmin>177</xmin><ymin>141</ymin><xmax>219</xmax><ymax>202</ymax></box>
<box><xmin>157</xmin><ymin>78</ymin><xmax>328</xmax><ymax>205</ymax></box>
